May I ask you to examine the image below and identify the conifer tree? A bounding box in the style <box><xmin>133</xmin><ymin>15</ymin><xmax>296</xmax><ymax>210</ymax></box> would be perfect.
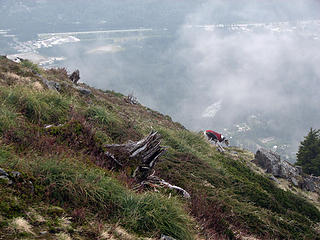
<box><xmin>296</xmin><ymin>128</ymin><xmax>320</xmax><ymax>176</ymax></box>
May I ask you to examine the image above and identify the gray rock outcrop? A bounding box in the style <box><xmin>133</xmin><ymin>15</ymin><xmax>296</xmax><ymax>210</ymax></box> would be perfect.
<box><xmin>253</xmin><ymin>148</ymin><xmax>320</xmax><ymax>193</ymax></box>
<box><xmin>160</xmin><ymin>235</ymin><xmax>176</xmax><ymax>240</ymax></box>
<box><xmin>0</xmin><ymin>167</ymin><xmax>12</xmax><ymax>184</ymax></box>
<box><xmin>0</xmin><ymin>167</ymin><xmax>8</xmax><ymax>177</ymax></box>
<box><xmin>43</xmin><ymin>79</ymin><xmax>61</xmax><ymax>92</ymax></box>
<box><xmin>301</xmin><ymin>175</ymin><xmax>320</xmax><ymax>192</ymax></box>
<box><xmin>36</xmin><ymin>73</ymin><xmax>61</xmax><ymax>92</ymax></box>
<box><xmin>75</xmin><ymin>86</ymin><xmax>91</xmax><ymax>95</ymax></box>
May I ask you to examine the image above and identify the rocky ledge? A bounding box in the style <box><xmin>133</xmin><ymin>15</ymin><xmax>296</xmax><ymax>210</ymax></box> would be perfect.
<box><xmin>253</xmin><ymin>148</ymin><xmax>320</xmax><ymax>193</ymax></box>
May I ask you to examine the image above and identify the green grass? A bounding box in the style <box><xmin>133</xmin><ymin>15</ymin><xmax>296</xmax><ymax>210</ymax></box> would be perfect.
<box><xmin>0</xmin><ymin>86</ymin><xmax>71</xmax><ymax>125</ymax></box>
<box><xmin>155</xmin><ymin>126</ymin><xmax>320</xmax><ymax>239</ymax></box>
<box><xmin>85</xmin><ymin>105</ymin><xmax>127</xmax><ymax>141</ymax></box>
<box><xmin>20</xmin><ymin>60</ymin><xmax>41</xmax><ymax>74</ymax></box>
<box><xmin>0</xmin><ymin>105</ymin><xmax>19</xmax><ymax>133</ymax></box>
<box><xmin>0</xmin><ymin>150</ymin><xmax>193</xmax><ymax>239</ymax></box>
<box><xmin>0</xmin><ymin>188</ymin><xmax>26</xmax><ymax>219</ymax></box>
<box><xmin>85</xmin><ymin>105</ymin><xmax>121</xmax><ymax>127</ymax></box>
<box><xmin>220</xmin><ymin>156</ymin><xmax>320</xmax><ymax>221</ymax></box>
<box><xmin>0</xmin><ymin>147</ymin><xmax>13</xmax><ymax>163</ymax></box>
<box><xmin>120</xmin><ymin>193</ymin><xmax>192</xmax><ymax>239</ymax></box>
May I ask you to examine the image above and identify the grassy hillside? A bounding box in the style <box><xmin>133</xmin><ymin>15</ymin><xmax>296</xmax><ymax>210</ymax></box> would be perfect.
<box><xmin>0</xmin><ymin>56</ymin><xmax>319</xmax><ymax>240</ymax></box>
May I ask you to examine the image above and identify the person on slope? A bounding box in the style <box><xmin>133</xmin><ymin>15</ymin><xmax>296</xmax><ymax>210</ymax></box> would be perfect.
<box><xmin>204</xmin><ymin>130</ymin><xmax>229</xmax><ymax>151</ymax></box>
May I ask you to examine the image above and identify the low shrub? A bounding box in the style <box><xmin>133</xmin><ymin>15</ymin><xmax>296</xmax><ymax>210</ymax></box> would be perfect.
<box><xmin>85</xmin><ymin>105</ymin><xmax>127</xmax><ymax>142</ymax></box>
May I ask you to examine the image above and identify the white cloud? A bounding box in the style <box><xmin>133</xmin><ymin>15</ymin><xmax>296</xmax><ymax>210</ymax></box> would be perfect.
<box><xmin>202</xmin><ymin>100</ymin><xmax>222</xmax><ymax>118</ymax></box>
<box><xmin>172</xmin><ymin>1</ymin><xmax>320</xmax><ymax>135</ymax></box>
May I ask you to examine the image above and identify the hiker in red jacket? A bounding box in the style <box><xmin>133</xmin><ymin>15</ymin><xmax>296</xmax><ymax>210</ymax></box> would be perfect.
<box><xmin>204</xmin><ymin>130</ymin><xmax>229</xmax><ymax>151</ymax></box>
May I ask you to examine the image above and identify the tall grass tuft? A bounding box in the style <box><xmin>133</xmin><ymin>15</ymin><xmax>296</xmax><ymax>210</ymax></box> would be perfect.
<box><xmin>0</xmin><ymin>106</ymin><xmax>19</xmax><ymax>134</ymax></box>
<box><xmin>85</xmin><ymin>105</ymin><xmax>126</xmax><ymax>141</ymax></box>
<box><xmin>32</xmin><ymin>158</ymin><xmax>124</xmax><ymax>210</ymax></box>
<box><xmin>121</xmin><ymin>193</ymin><xmax>193</xmax><ymax>239</ymax></box>
<box><xmin>0</xmin><ymin>86</ymin><xmax>70</xmax><ymax>124</ymax></box>
<box><xmin>85</xmin><ymin>105</ymin><xmax>121</xmax><ymax>127</ymax></box>
<box><xmin>29</xmin><ymin>158</ymin><xmax>193</xmax><ymax>239</ymax></box>
<box><xmin>20</xmin><ymin>60</ymin><xmax>41</xmax><ymax>74</ymax></box>
<box><xmin>0</xmin><ymin>147</ymin><xmax>13</xmax><ymax>164</ymax></box>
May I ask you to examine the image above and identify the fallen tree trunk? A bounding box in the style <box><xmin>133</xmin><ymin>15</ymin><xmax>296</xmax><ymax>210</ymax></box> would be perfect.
<box><xmin>104</xmin><ymin>131</ymin><xmax>190</xmax><ymax>198</ymax></box>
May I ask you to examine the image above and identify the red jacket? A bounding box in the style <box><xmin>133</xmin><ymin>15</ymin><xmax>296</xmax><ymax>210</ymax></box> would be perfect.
<box><xmin>205</xmin><ymin>130</ymin><xmax>223</xmax><ymax>142</ymax></box>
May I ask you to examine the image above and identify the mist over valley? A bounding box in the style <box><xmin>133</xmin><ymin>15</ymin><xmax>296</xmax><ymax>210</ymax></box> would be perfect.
<box><xmin>1</xmin><ymin>0</ymin><xmax>320</xmax><ymax>162</ymax></box>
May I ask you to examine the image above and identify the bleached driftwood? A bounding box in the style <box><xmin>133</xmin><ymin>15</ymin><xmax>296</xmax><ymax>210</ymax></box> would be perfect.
<box><xmin>159</xmin><ymin>179</ymin><xmax>191</xmax><ymax>198</ymax></box>
<box><xmin>137</xmin><ymin>173</ymin><xmax>190</xmax><ymax>199</ymax></box>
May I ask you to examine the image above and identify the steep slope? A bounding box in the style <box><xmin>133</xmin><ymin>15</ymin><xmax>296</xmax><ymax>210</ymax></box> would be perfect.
<box><xmin>0</xmin><ymin>56</ymin><xmax>319</xmax><ymax>240</ymax></box>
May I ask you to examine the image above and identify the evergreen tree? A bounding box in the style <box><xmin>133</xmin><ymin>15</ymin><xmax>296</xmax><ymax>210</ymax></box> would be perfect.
<box><xmin>296</xmin><ymin>128</ymin><xmax>320</xmax><ymax>176</ymax></box>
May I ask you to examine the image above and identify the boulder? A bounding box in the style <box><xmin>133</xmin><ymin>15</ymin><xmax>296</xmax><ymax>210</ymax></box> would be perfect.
<box><xmin>253</xmin><ymin>148</ymin><xmax>320</xmax><ymax>193</ymax></box>
<box><xmin>0</xmin><ymin>167</ymin><xmax>8</xmax><ymax>177</ymax></box>
<box><xmin>36</xmin><ymin>74</ymin><xmax>61</xmax><ymax>92</ymax></box>
<box><xmin>254</xmin><ymin>149</ymin><xmax>280</xmax><ymax>175</ymax></box>
<box><xmin>0</xmin><ymin>168</ymin><xmax>12</xmax><ymax>184</ymax></box>
<box><xmin>268</xmin><ymin>175</ymin><xmax>280</xmax><ymax>184</ymax></box>
<box><xmin>75</xmin><ymin>86</ymin><xmax>91</xmax><ymax>95</ymax></box>
<box><xmin>300</xmin><ymin>175</ymin><xmax>320</xmax><ymax>192</ymax></box>
<box><xmin>160</xmin><ymin>235</ymin><xmax>176</xmax><ymax>240</ymax></box>
<box><xmin>253</xmin><ymin>148</ymin><xmax>300</xmax><ymax>179</ymax></box>
<box><xmin>44</xmin><ymin>80</ymin><xmax>61</xmax><ymax>92</ymax></box>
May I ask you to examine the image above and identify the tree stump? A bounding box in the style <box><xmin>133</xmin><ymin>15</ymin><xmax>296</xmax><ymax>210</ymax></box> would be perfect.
<box><xmin>103</xmin><ymin>131</ymin><xmax>190</xmax><ymax>198</ymax></box>
<box><xmin>105</xmin><ymin>131</ymin><xmax>165</xmax><ymax>181</ymax></box>
<box><xmin>69</xmin><ymin>69</ymin><xmax>80</xmax><ymax>84</ymax></box>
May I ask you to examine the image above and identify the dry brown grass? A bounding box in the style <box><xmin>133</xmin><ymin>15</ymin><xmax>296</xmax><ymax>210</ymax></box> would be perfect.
<box><xmin>100</xmin><ymin>225</ymin><xmax>157</xmax><ymax>240</ymax></box>
<box><xmin>4</xmin><ymin>72</ymin><xmax>31</xmax><ymax>84</ymax></box>
<box><xmin>45</xmin><ymin>67</ymin><xmax>69</xmax><ymax>82</ymax></box>
<box><xmin>11</xmin><ymin>217</ymin><xmax>34</xmax><ymax>235</ymax></box>
<box><xmin>56</xmin><ymin>232</ymin><xmax>72</xmax><ymax>240</ymax></box>
<box><xmin>26</xmin><ymin>208</ymin><xmax>46</xmax><ymax>224</ymax></box>
<box><xmin>31</xmin><ymin>81</ymin><xmax>44</xmax><ymax>91</ymax></box>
